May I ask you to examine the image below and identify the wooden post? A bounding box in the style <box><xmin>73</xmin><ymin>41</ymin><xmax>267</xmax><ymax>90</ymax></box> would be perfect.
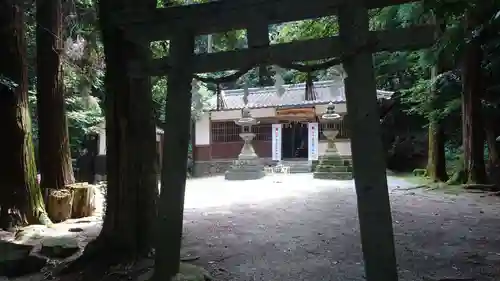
<box><xmin>247</xmin><ymin>22</ymin><xmax>270</xmax><ymax>85</ymax></box>
<box><xmin>338</xmin><ymin>2</ymin><xmax>398</xmax><ymax>281</ymax></box>
<box><xmin>87</xmin><ymin>134</ymin><xmax>98</xmax><ymax>184</ymax></box>
<box><xmin>154</xmin><ymin>31</ymin><xmax>195</xmax><ymax>280</ymax></box>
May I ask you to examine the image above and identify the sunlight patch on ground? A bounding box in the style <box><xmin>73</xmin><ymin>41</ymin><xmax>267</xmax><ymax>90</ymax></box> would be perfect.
<box><xmin>0</xmin><ymin>174</ymin><xmax>415</xmax><ymax>252</ymax></box>
<box><xmin>0</xmin><ymin>216</ymin><xmax>102</xmax><ymax>246</ymax></box>
<box><xmin>183</xmin><ymin>174</ymin><xmax>342</xmax><ymax>209</ymax></box>
<box><xmin>180</xmin><ymin>174</ymin><xmax>416</xmax><ymax>209</ymax></box>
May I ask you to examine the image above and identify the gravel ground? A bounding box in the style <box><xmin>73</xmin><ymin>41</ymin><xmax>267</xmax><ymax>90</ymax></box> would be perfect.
<box><xmin>4</xmin><ymin>174</ymin><xmax>500</xmax><ymax>281</ymax></box>
<box><xmin>179</xmin><ymin>175</ymin><xmax>500</xmax><ymax>281</ymax></box>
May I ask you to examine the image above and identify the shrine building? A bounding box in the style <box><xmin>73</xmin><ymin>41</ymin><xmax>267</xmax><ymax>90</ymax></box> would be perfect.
<box><xmin>192</xmin><ymin>79</ymin><xmax>393</xmax><ymax>176</ymax></box>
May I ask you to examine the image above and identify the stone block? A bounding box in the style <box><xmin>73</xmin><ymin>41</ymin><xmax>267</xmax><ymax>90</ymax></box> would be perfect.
<box><xmin>313</xmin><ymin>154</ymin><xmax>353</xmax><ymax>180</ymax></box>
<box><xmin>313</xmin><ymin>171</ymin><xmax>354</xmax><ymax>180</ymax></box>
<box><xmin>224</xmin><ymin>159</ymin><xmax>265</xmax><ymax>181</ymax></box>
<box><xmin>0</xmin><ymin>242</ymin><xmax>47</xmax><ymax>278</ymax></box>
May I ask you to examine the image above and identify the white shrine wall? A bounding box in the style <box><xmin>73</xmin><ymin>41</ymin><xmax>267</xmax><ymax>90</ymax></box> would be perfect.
<box><xmin>195</xmin><ymin>112</ymin><xmax>211</xmax><ymax>146</ymax></box>
<box><xmin>97</xmin><ymin>123</ymin><xmax>163</xmax><ymax>155</ymax></box>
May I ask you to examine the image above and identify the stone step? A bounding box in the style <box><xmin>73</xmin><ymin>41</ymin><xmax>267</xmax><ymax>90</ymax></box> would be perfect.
<box><xmin>289</xmin><ymin>166</ymin><xmax>311</xmax><ymax>173</ymax></box>
<box><xmin>276</xmin><ymin>160</ymin><xmax>312</xmax><ymax>174</ymax></box>
<box><xmin>313</xmin><ymin>171</ymin><xmax>353</xmax><ymax>180</ymax></box>
<box><xmin>316</xmin><ymin>158</ymin><xmax>351</xmax><ymax>167</ymax></box>
<box><xmin>315</xmin><ymin>165</ymin><xmax>352</xmax><ymax>173</ymax></box>
<box><xmin>271</xmin><ymin>157</ymin><xmax>354</xmax><ymax>174</ymax></box>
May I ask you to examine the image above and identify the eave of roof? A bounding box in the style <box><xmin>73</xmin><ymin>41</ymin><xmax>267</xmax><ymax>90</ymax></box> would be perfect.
<box><xmin>205</xmin><ymin>80</ymin><xmax>394</xmax><ymax>112</ymax></box>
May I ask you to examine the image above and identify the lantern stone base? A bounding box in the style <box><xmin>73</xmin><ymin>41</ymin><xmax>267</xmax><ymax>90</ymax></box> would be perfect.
<box><xmin>224</xmin><ymin>158</ymin><xmax>265</xmax><ymax>181</ymax></box>
<box><xmin>225</xmin><ymin>131</ymin><xmax>265</xmax><ymax>181</ymax></box>
<box><xmin>313</xmin><ymin>150</ymin><xmax>353</xmax><ymax>180</ymax></box>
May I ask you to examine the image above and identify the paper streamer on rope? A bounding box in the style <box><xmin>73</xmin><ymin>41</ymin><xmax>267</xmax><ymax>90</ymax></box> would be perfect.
<box><xmin>191</xmin><ymin>79</ymin><xmax>204</xmax><ymax>113</ymax></box>
<box><xmin>304</xmin><ymin>72</ymin><xmax>315</xmax><ymax>101</ymax></box>
<box><xmin>272</xmin><ymin>66</ymin><xmax>286</xmax><ymax>97</ymax></box>
<box><xmin>242</xmin><ymin>82</ymin><xmax>250</xmax><ymax>106</ymax></box>
<box><xmin>216</xmin><ymin>83</ymin><xmax>223</xmax><ymax>110</ymax></box>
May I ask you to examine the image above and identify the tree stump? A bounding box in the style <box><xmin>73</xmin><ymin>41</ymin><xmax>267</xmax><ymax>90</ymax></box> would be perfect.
<box><xmin>46</xmin><ymin>189</ymin><xmax>74</xmax><ymax>223</ymax></box>
<box><xmin>70</xmin><ymin>183</ymin><xmax>96</xmax><ymax>219</ymax></box>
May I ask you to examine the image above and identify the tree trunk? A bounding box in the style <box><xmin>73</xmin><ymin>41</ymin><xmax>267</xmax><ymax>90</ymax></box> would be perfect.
<box><xmin>0</xmin><ymin>0</ymin><xmax>51</xmax><ymax>229</ymax></box>
<box><xmin>485</xmin><ymin>118</ymin><xmax>500</xmax><ymax>165</ymax></box>
<box><xmin>62</xmin><ymin>0</ymin><xmax>158</xmax><ymax>271</ymax></box>
<box><xmin>46</xmin><ymin>189</ymin><xmax>74</xmax><ymax>223</ymax></box>
<box><xmin>426</xmin><ymin>16</ymin><xmax>448</xmax><ymax>182</ymax></box>
<box><xmin>461</xmin><ymin>12</ymin><xmax>487</xmax><ymax>184</ymax></box>
<box><xmin>189</xmin><ymin>119</ymin><xmax>196</xmax><ymax>177</ymax></box>
<box><xmin>427</xmin><ymin>121</ymin><xmax>448</xmax><ymax>181</ymax></box>
<box><xmin>70</xmin><ymin>183</ymin><xmax>96</xmax><ymax>218</ymax></box>
<box><xmin>36</xmin><ymin>0</ymin><xmax>75</xmax><ymax>190</ymax></box>
<box><xmin>484</xmin><ymin>116</ymin><xmax>500</xmax><ymax>184</ymax></box>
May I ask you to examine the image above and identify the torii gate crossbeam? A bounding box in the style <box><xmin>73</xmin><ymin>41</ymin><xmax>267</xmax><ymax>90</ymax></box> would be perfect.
<box><xmin>114</xmin><ymin>0</ymin><xmax>424</xmax><ymax>42</ymax></box>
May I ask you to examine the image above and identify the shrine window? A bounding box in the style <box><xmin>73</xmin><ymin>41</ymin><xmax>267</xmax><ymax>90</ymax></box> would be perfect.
<box><xmin>319</xmin><ymin>117</ymin><xmax>349</xmax><ymax>140</ymax></box>
<box><xmin>211</xmin><ymin>121</ymin><xmax>272</xmax><ymax>143</ymax></box>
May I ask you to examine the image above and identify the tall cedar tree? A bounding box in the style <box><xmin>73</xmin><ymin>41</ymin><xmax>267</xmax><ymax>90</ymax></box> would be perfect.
<box><xmin>460</xmin><ymin>10</ymin><xmax>487</xmax><ymax>184</ymax></box>
<box><xmin>427</xmin><ymin>16</ymin><xmax>448</xmax><ymax>182</ymax></box>
<box><xmin>0</xmin><ymin>0</ymin><xmax>51</xmax><ymax>229</ymax></box>
<box><xmin>36</xmin><ymin>0</ymin><xmax>75</xmax><ymax>190</ymax></box>
<box><xmin>61</xmin><ymin>0</ymin><xmax>158</xmax><ymax>274</ymax></box>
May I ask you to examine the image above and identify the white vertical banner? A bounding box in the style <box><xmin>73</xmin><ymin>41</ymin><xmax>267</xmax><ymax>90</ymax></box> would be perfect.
<box><xmin>308</xmin><ymin>122</ymin><xmax>319</xmax><ymax>161</ymax></box>
<box><xmin>272</xmin><ymin>124</ymin><xmax>282</xmax><ymax>161</ymax></box>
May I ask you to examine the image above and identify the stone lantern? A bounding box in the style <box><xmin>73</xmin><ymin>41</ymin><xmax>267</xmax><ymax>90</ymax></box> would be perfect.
<box><xmin>313</xmin><ymin>102</ymin><xmax>353</xmax><ymax>180</ymax></box>
<box><xmin>224</xmin><ymin>106</ymin><xmax>265</xmax><ymax>180</ymax></box>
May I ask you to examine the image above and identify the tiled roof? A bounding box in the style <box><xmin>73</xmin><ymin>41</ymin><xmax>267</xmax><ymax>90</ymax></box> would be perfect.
<box><xmin>207</xmin><ymin>79</ymin><xmax>393</xmax><ymax>111</ymax></box>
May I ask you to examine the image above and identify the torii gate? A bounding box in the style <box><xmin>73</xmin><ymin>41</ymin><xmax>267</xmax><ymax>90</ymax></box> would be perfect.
<box><xmin>114</xmin><ymin>0</ymin><xmax>435</xmax><ymax>280</ymax></box>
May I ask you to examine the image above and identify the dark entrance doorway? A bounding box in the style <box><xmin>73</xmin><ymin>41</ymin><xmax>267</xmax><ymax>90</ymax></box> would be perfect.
<box><xmin>281</xmin><ymin>121</ymin><xmax>308</xmax><ymax>159</ymax></box>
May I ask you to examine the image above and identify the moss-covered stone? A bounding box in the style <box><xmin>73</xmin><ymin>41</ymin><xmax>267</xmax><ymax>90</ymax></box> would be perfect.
<box><xmin>137</xmin><ymin>262</ymin><xmax>211</xmax><ymax>281</ymax></box>
<box><xmin>171</xmin><ymin>263</ymin><xmax>212</xmax><ymax>281</ymax></box>
<box><xmin>412</xmin><ymin>168</ymin><xmax>427</xmax><ymax>177</ymax></box>
<box><xmin>313</xmin><ymin>152</ymin><xmax>353</xmax><ymax>180</ymax></box>
<box><xmin>313</xmin><ymin>171</ymin><xmax>353</xmax><ymax>180</ymax></box>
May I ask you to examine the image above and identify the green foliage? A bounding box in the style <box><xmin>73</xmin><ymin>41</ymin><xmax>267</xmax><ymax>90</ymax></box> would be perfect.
<box><xmin>22</xmin><ymin>0</ymin><xmax>105</xmax><ymax>155</ymax></box>
<box><xmin>152</xmin><ymin>77</ymin><xmax>168</xmax><ymax>122</ymax></box>
<box><xmin>399</xmin><ymin>70</ymin><xmax>462</xmax><ymax>121</ymax></box>
<box><xmin>18</xmin><ymin>0</ymin><xmax>500</xmax><ymax>169</ymax></box>
<box><xmin>65</xmin><ymin>95</ymin><xmax>104</xmax><ymax>150</ymax></box>
<box><xmin>274</xmin><ymin>16</ymin><xmax>338</xmax><ymax>43</ymax></box>
<box><xmin>0</xmin><ymin>75</ymin><xmax>18</xmax><ymax>89</ymax></box>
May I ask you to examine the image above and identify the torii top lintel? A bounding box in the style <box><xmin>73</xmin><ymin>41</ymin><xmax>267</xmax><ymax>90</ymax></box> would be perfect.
<box><xmin>128</xmin><ymin>26</ymin><xmax>435</xmax><ymax>76</ymax></box>
<box><xmin>114</xmin><ymin>0</ymin><xmax>423</xmax><ymax>43</ymax></box>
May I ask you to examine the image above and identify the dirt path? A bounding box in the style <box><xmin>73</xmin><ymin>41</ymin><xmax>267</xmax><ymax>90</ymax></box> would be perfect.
<box><xmin>180</xmin><ymin>175</ymin><xmax>500</xmax><ymax>281</ymax></box>
<box><xmin>3</xmin><ymin>175</ymin><xmax>500</xmax><ymax>281</ymax></box>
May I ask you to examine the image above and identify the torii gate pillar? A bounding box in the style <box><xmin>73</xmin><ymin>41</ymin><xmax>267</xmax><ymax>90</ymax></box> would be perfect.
<box><xmin>339</xmin><ymin>3</ymin><xmax>398</xmax><ymax>281</ymax></box>
<box><xmin>155</xmin><ymin>31</ymin><xmax>196</xmax><ymax>279</ymax></box>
